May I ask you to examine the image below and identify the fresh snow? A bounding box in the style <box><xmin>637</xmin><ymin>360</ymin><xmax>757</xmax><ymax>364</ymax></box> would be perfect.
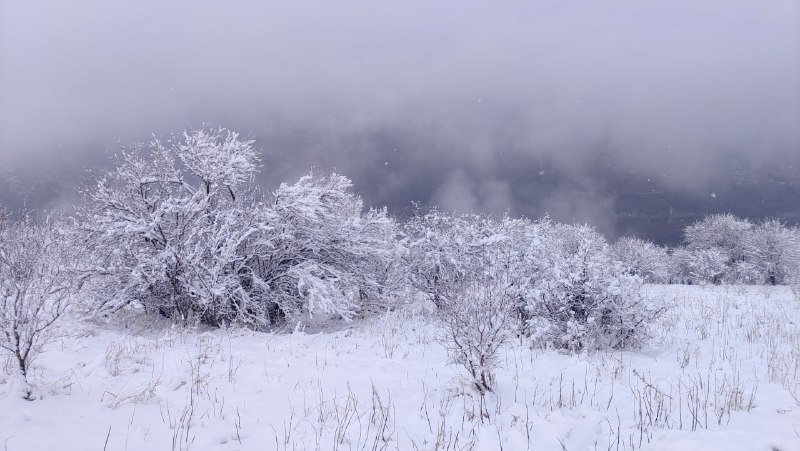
<box><xmin>1</xmin><ymin>285</ymin><xmax>799</xmax><ymax>450</ymax></box>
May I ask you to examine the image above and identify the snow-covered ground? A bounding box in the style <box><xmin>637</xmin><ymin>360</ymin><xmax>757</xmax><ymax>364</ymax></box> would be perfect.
<box><xmin>1</xmin><ymin>285</ymin><xmax>799</xmax><ymax>451</ymax></box>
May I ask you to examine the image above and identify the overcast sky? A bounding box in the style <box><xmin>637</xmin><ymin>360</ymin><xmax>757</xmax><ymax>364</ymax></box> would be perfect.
<box><xmin>1</xmin><ymin>0</ymin><xmax>799</xmax><ymax>238</ymax></box>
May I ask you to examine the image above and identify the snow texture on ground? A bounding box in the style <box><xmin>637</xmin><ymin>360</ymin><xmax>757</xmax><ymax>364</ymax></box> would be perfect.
<box><xmin>1</xmin><ymin>285</ymin><xmax>799</xmax><ymax>450</ymax></box>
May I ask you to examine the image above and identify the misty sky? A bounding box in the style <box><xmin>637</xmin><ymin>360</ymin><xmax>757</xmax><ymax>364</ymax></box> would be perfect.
<box><xmin>1</xmin><ymin>1</ymin><xmax>799</xmax><ymax>241</ymax></box>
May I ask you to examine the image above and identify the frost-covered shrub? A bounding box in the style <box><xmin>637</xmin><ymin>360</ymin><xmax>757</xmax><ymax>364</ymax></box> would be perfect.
<box><xmin>684</xmin><ymin>214</ymin><xmax>753</xmax><ymax>284</ymax></box>
<box><xmin>404</xmin><ymin>210</ymin><xmax>535</xmax><ymax>393</ymax></box>
<box><xmin>612</xmin><ymin>236</ymin><xmax>670</xmax><ymax>283</ymax></box>
<box><xmin>745</xmin><ymin>219</ymin><xmax>800</xmax><ymax>285</ymax></box>
<box><xmin>667</xmin><ymin>248</ymin><xmax>692</xmax><ymax>284</ymax></box>
<box><xmin>677</xmin><ymin>215</ymin><xmax>800</xmax><ymax>285</ymax></box>
<box><xmin>0</xmin><ymin>214</ymin><xmax>81</xmax><ymax>397</ymax></box>
<box><xmin>436</xmin><ymin>251</ymin><xmax>517</xmax><ymax>396</ymax></box>
<box><xmin>670</xmin><ymin>247</ymin><xmax>728</xmax><ymax>285</ymax></box>
<box><xmin>727</xmin><ymin>260</ymin><xmax>764</xmax><ymax>285</ymax></box>
<box><xmin>253</xmin><ymin>173</ymin><xmax>401</xmax><ymax>326</ymax></box>
<box><xmin>79</xmin><ymin>129</ymin><xmax>401</xmax><ymax>329</ymax></box>
<box><xmin>403</xmin><ymin>210</ymin><xmax>506</xmax><ymax>309</ymax></box>
<box><xmin>685</xmin><ymin>214</ymin><xmax>752</xmax><ymax>263</ymax></box>
<box><xmin>79</xmin><ymin>128</ymin><xmax>269</xmax><ymax>327</ymax></box>
<box><xmin>522</xmin><ymin>224</ymin><xmax>657</xmax><ymax>352</ymax></box>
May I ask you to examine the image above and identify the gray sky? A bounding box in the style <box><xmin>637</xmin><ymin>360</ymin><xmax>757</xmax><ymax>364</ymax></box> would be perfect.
<box><xmin>2</xmin><ymin>0</ymin><xmax>799</xmax><ymax>240</ymax></box>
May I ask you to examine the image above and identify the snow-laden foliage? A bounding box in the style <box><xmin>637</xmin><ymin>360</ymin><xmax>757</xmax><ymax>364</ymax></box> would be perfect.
<box><xmin>79</xmin><ymin>129</ymin><xmax>400</xmax><ymax>329</ymax></box>
<box><xmin>403</xmin><ymin>211</ymin><xmax>529</xmax><ymax>394</ymax></box>
<box><xmin>670</xmin><ymin>247</ymin><xmax>728</xmax><ymax>285</ymax></box>
<box><xmin>66</xmin><ymin>127</ymin><xmax>800</xmax><ymax>339</ymax></box>
<box><xmin>79</xmin><ymin>128</ymin><xmax>271</xmax><ymax>326</ymax></box>
<box><xmin>0</xmin><ymin>214</ymin><xmax>82</xmax><ymax>396</ymax></box>
<box><xmin>436</xmin><ymin>255</ymin><xmax>518</xmax><ymax>397</ymax></box>
<box><xmin>744</xmin><ymin>219</ymin><xmax>800</xmax><ymax>285</ymax></box>
<box><xmin>404</xmin><ymin>213</ymin><xmax>658</xmax><ymax>354</ymax></box>
<box><xmin>408</xmin><ymin>212</ymin><xmax>531</xmax><ymax>397</ymax></box>
<box><xmin>176</xmin><ymin>128</ymin><xmax>260</xmax><ymax>196</ymax></box>
<box><xmin>403</xmin><ymin>210</ymin><xmax>505</xmax><ymax>309</ymax></box>
<box><xmin>685</xmin><ymin>214</ymin><xmax>752</xmax><ymax>264</ymax></box>
<box><xmin>612</xmin><ymin>236</ymin><xmax>670</xmax><ymax>283</ymax></box>
<box><xmin>522</xmin><ymin>223</ymin><xmax>656</xmax><ymax>352</ymax></box>
<box><xmin>253</xmin><ymin>173</ymin><xmax>400</xmax><ymax>326</ymax></box>
<box><xmin>679</xmin><ymin>214</ymin><xmax>800</xmax><ymax>285</ymax></box>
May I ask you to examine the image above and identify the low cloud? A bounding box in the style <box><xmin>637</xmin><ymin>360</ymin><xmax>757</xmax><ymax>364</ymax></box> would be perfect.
<box><xmin>1</xmin><ymin>0</ymin><xmax>798</xmax><ymax>239</ymax></box>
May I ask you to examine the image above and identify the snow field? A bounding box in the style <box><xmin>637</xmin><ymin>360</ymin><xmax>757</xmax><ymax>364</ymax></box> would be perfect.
<box><xmin>1</xmin><ymin>285</ymin><xmax>799</xmax><ymax>450</ymax></box>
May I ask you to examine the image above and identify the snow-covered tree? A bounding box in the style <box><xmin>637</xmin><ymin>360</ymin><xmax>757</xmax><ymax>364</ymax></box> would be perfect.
<box><xmin>683</xmin><ymin>214</ymin><xmax>753</xmax><ymax>283</ymax></box>
<box><xmin>667</xmin><ymin>248</ymin><xmax>692</xmax><ymax>284</ymax></box>
<box><xmin>436</xmin><ymin>253</ymin><xmax>518</xmax><ymax>399</ymax></box>
<box><xmin>744</xmin><ymin>219</ymin><xmax>800</xmax><ymax>285</ymax></box>
<box><xmin>612</xmin><ymin>236</ymin><xmax>670</xmax><ymax>283</ymax></box>
<box><xmin>679</xmin><ymin>214</ymin><xmax>800</xmax><ymax>285</ymax></box>
<box><xmin>252</xmin><ymin>173</ymin><xmax>400</xmax><ymax>326</ymax></box>
<box><xmin>79</xmin><ymin>128</ymin><xmax>270</xmax><ymax>327</ymax></box>
<box><xmin>522</xmin><ymin>224</ymin><xmax>657</xmax><ymax>352</ymax></box>
<box><xmin>685</xmin><ymin>214</ymin><xmax>752</xmax><ymax>260</ymax></box>
<box><xmin>670</xmin><ymin>247</ymin><xmax>728</xmax><ymax>285</ymax></box>
<box><xmin>79</xmin><ymin>128</ymin><xmax>401</xmax><ymax>329</ymax></box>
<box><xmin>0</xmin><ymin>214</ymin><xmax>82</xmax><ymax>398</ymax></box>
<box><xmin>403</xmin><ymin>210</ymin><xmax>507</xmax><ymax>309</ymax></box>
<box><xmin>423</xmin><ymin>215</ymin><xmax>536</xmax><ymax>400</ymax></box>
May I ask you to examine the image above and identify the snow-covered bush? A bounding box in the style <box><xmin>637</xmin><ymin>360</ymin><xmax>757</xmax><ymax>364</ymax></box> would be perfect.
<box><xmin>522</xmin><ymin>224</ymin><xmax>657</xmax><ymax>352</ymax></box>
<box><xmin>436</xmin><ymin>248</ymin><xmax>518</xmax><ymax>398</ymax></box>
<box><xmin>679</xmin><ymin>215</ymin><xmax>800</xmax><ymax>285</ymax></box>
<box><xmin>670</xmin><ymin>247</ymin><xmax>728</xmax><ymax>285</ymax></box>
<box><xmin>79</xmin><ymin>128</ymin><xmax>401</xmax><ymax>329</ymax></box>
<box><xmin>612</xmin><ymin>236</ymin><xmax>670</xmax><ymax>283</ymax></box>
<box><xmin>667</xmin><ymin>248</ymin><xmax>692</xmax><ymax>284</ymax></box>
<box><xmin>404</xmin><ymin>210</ymin><xmax>534</xmax><ymax>395</ymax></box>
<box><xmin>79</xmin><ymin>128</ymin><xmax>270</xmax><ymax>327</ymax></box>
<box><xmin>253</xmin><ymin>173</ymin><xmax>400</xmax><ymax>326</ymax></box>
<box><xmin>684</xmin><ymin>214</ymin><xmax>752</xmax><ymax>265</ymax></box>
<box><xmin>0</xmin><ymin>214</ymin><xmax>82</xmax><ymax>397</ymax></box>
<box><xmin>403</xmin><ymin>210</ymin><xmax>507</xmax><ymax>309</ymax></box>
<box><xmin>683</xmin><ymin>214</ymin><xmax>755</xmax><ymax>284</ymax></box>
<box><xmin>745</xmin><ymin>219</ymin><xmax>800</xmax><ymax>285</ymax></box>
<box><xmin>684</xmin><ymin>214</ymin><xmax>751</xmax><ymax>283</ymax></box>
<box><xmin>433</xmin><ymin>230</ymin><xmax>528</xmax><ymax>402</ymax></box>
<box><xmin>727</xmin><ymin>259</ymin><xmax>764</xmax><ymax>285</ymax></box>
